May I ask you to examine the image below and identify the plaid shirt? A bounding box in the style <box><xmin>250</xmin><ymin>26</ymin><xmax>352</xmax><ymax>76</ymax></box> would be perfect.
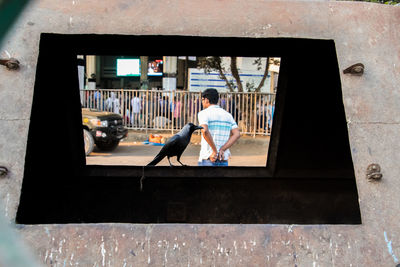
<box><xmin>198</xmin><ymin>105</ymin><xmax>238</xmax><ymax>161</ymax></box>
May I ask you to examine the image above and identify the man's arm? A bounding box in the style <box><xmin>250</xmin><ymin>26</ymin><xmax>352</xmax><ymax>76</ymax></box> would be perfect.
<box><xmin>200</xmin><ymin>124</ymin><xmax>218</xmax><ymax>162</ymax></box>
<box><xmin>218</xmin><ymin>128</ymin><xmax>240</xmax><ymax>160</ymax></box>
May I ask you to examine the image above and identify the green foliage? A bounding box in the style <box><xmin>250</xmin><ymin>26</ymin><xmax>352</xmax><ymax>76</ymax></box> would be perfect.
<box><xmin>245</xmin><ymin>82</ymin><xmax>256</xmax><ymax>92</ymax></box>
<box><xmin>197</xmin><ymin>57</ymin><xmax>273</xmax><ymax>93</ymax></box>
<box><xmin>197</xmin><ymin>56</ymin><xmax>236</xmax><ymax>92</ymax></box>
<box><xmin>197</xmin><ymin>56</ymin><xmax>224</xmax><ymax>74</ymax></box>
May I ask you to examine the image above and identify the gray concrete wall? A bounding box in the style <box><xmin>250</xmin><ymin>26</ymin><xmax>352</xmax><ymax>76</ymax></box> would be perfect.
<box><xmin>1</xmin><ymin>0</ymin><xmax>400</xmax><ymax>265</ymax></box>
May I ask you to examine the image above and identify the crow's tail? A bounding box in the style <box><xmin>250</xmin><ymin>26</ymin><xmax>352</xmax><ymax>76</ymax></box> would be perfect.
<box><xmin>147</xmin><ymin>154</ymin><xmax>165</xmax><ymax>166</ymax></box>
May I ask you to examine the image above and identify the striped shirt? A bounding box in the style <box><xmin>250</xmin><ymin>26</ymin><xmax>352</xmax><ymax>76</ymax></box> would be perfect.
<box><xmin>198</xmin><ymin>105</ymin><xmax>238</xmax><ymax>161</ymax></box>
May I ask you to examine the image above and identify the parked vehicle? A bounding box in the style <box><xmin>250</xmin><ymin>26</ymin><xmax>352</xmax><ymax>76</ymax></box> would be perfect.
<box><xmin>82</xmin><ymin>108</ymin><xmax>128</xmax><ymax>156</ymax></box>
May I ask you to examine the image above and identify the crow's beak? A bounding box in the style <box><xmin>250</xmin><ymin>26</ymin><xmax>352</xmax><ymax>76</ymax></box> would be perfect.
<box><xmin>195</xmin><ymin>125</ymin><xmax>203</xmax><ymax>130</ymax></box>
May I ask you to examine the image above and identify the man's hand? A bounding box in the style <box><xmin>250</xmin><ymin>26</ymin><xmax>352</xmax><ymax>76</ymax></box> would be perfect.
<box><xmin>218</xmin><ymin>128</ymin><xmax>240</xmax><ymax>161</ymax></box>
<box><xmin>210</xmin><ymin>151</ymin><xmax>218</xmax><ymax>162</ymax></box>
<box><xmin>218</xmin><ymin>148</ymin><xmax>226</xmax><ymax>161</ymax></box>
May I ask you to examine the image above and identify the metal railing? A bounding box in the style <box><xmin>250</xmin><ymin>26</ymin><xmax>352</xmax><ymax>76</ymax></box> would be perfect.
<box><xmin>80</xmin><ymin>89</ymin><xmax>275</xmax><ymax>135</ymax></box>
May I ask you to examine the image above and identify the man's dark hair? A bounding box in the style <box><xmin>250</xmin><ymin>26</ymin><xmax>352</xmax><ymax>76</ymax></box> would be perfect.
<box><xmin>202</xmin><ymin>88</ymin><xmax>219</xmax><ymax>104</ymax></box>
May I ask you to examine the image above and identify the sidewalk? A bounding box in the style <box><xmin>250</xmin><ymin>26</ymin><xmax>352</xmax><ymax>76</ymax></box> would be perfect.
<box><xmin>88</xmin><ymin>129</ymin><xmax>270</xmax><ymax>166</ymax></box>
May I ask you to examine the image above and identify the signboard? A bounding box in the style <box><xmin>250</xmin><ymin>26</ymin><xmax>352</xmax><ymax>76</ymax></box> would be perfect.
<box><xmin>188</xmin><ymin>68</ymin><xmax>271</xmax><ymax>92</ymax></box>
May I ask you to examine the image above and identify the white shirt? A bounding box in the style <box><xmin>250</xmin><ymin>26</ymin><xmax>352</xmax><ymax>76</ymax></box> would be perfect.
<box><xmin>131</xmin><ymin>97</ymin><xmax>141</xmax><ymax>114</ymax></box>
<box><xmin>105</xmin><ymin>93</ymin><xmax>120</xmax><ymax>114</ymax></box>
<box><xmin>198</xmin><ymin>105</ymin><xmax>238</xmax><ymax>161</ymax></box>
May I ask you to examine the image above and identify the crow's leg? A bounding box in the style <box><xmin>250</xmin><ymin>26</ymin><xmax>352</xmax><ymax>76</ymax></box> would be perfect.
<box><xmin>167</xmin><ymin>157</ymin><xmax>174</xmax><ymax>167</ymax></box>
<box><xmin>177</xmin><ymin>156</ymin><xmax>186</xmax><ymax>166</ymax></box>
<box><xmin>178</xmin><ymin>160</ymin><xmax>186</xmax><ymax>166</ymax></box>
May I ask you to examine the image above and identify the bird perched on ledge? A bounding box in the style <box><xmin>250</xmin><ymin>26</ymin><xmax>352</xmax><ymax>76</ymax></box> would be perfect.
<box><xmin>147</xmin><ymin>123</ymin><xmax>203</xmax><ymax>166</ymax></box>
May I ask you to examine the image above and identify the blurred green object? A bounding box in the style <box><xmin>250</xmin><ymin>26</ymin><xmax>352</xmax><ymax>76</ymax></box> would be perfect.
<box><xmin>0</xmin><ymin>204</ymin><xmax>41</xmax><ymax>267</ymax></box>
<box><xmin>0</xmin><ymin>3</ymin><xmax>41</xmax><ymax>267</ymax></box>
<box><xmin>0</xmin><ymin>0</ymin><xmax>30</xmax><ymax>44</ymax></box>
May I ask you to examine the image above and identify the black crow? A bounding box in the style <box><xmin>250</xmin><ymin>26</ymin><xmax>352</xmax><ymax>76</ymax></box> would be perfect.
<box><xmin>147</xmin><ymin>123</ymin><xmax>203</xmax><ymax>166</ymax></box>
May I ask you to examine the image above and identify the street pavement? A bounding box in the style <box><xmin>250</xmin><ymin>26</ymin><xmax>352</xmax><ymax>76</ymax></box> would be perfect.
<box><xmin>86</xmin><ymin>134</ymin><xmax>269</xmax><ymax>166</ymax></box>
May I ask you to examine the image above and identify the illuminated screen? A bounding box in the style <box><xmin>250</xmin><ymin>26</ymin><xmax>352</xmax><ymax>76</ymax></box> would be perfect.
<box><xmin>117</xmin><ymin>58</ymin><xmax>140</xmax><ymax>76</ymax></box>
<box><xmin>148</xmin><ymin>59</ymin><xmax>163</xmax><ymax>76</ymax></box>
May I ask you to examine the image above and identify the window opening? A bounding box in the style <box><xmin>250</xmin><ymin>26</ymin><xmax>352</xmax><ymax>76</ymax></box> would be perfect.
<box><xmin>17</xmin><ymin>34</ymin><xmax>361</xmax><ymax>224</ymax></box>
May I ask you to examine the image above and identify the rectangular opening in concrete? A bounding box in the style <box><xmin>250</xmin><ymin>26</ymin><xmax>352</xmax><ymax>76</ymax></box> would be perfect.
<box><xmin>16</xmin><ymin>34</ymin><xmax>361</xmax><ymax>224</ymax></box>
